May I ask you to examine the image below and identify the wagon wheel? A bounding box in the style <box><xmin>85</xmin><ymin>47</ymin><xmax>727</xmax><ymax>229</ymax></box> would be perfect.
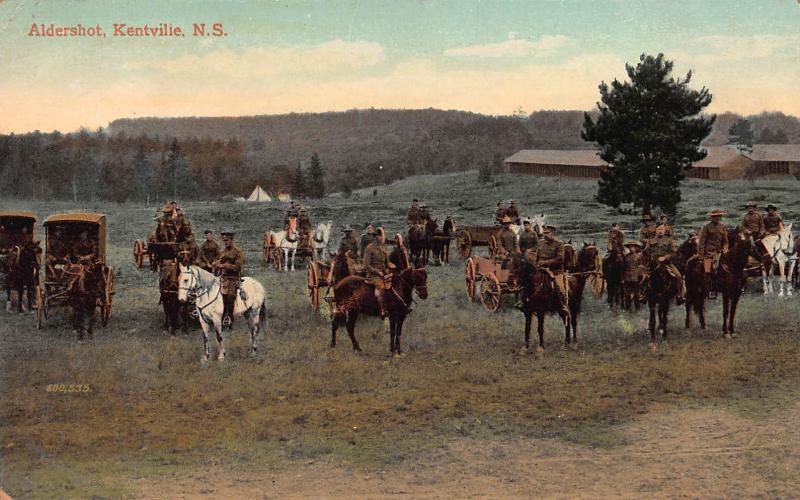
<box><xmin>272</xmin><ymin>247</ymin><xmax>282</xmax><ymax>271</ymax></box>
<box><xmin>479</xmin><ymin>274</ymin><xmax>502</xmax><ymax>312</ymax></box>
<box><xmin>464</xmin><ymin>258</ymin><xmax>477</xmax><ymax>301</ymax></box>
<box><xmin>133</xmin><ymin>240</ymin><xmax>144</xmax><ymax>269</ymax></box>
<box><xmin>35</xmin><ymin>285</ymin><xmax>44</xmax><ymax>330</ymax></box>
<box><xmin>487</xmin><ymin>235</ymin><xmax>498</xmax><ymax>259</ymax></box>
<box><xmin>458</xmin><ymin>230</ymin><xmax>472</xmax><ymax>259</ymax></box>
<box><xmin>101</xmin><ymin>268</ymin><xmax>115</xmax><ymax>326</ymax></box>
<box><xmin>307</xmin><ymin>262</ymin><xmax>320</xmax><ymax>310</ymax></box>
<box><xmin>263</xmin><ymin>235</ymin><xmax>272</xmax><ymax>265</ymax></box>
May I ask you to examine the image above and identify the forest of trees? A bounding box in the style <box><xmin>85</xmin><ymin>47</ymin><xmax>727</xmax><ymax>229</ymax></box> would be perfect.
<box><xmin>1</xmin><ymin>108</ymin><xmax>798</xmax><ymax>202</ymax></box>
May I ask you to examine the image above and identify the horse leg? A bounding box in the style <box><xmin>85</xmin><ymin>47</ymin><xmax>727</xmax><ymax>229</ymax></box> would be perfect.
<box><xmin>395</xmin><ymin>316</ymin><xmax>406</xmax><ymax>356</ymax></box>
<box><xmin>698</xmin><ymin>299</ymin><xmax>707</xmax><ymax>330</ymax></box>
<box><xmin>570</xmin><ymin>309</ymin><xmax>579</xmax><ymax>345</ymax></box>
<box><xmin>648</xmin><ymin>302</ymin><xmax>657</xmax><ymax>350</ymax></box>
<box><xmin>537</xmin><ymin>312</ymin><xmax>545</xmax><ymax>353</ymax></box>
<box><xmin>199</xmin><ymin>318</ymin><xmax>211</xmax><ymax>361</ymax></box>
<box><xmin>346</xmin><ymin>312</ymin><xmax>361</xmax><ymax>352</ymax></box>
<box><xmin>787</xmin><ymin>261</ymin><xmax>795</xmax><ymax>296</ymax></box>
<box><xmin>248</xmin><ymin>308</ymin><xmax>260</xmax><ymax>353</ymax></box>
<box><xmin>684</xmin><ymin>300</ymin><xmax>692</xmax><ymax>329</ymax></box>
<box><xmin>729</xmin><ymin>292</ymin><xmax>741</xmax><ymax>335</ymax></box>
<box><xmin>330</xmin><ymin>313</ymin><xmax>344</xmax><ymax>348</ymax></box>
<box><xmin>778</xmin><ymin>262</ymin><xmax>786</xmax><ymax>297</ymax></box>
<box><xmin>659</xmin><ymin>302</ymin><xmax>668</xmax><ymax>345</ymax></box>
<box><xmin>215</xmin><ymin>320</ymin><xmax>225</xmax><ymax>360</ymax></box>
<box><xmin>520</xmin><ymin>311</ymin><xmax>532</xmax><ymax>354</ymax></box>
<box><xmin>721</xmin><ymin>294</ymin><xmax>730</xmax><ymax>337</ymax></box>
<box><xmin>388</xmin><ymin>316</ymin><xmax>396</xmax><ymax>355</ymax></box>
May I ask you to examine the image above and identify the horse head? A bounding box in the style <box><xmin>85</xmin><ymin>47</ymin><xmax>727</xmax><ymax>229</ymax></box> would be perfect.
<box><xmin>409</xmin><ymin>266</ymin><xmax>429</xmax><ymax>300</ymax></box>
<box><xmin>177</xmin><ymin>264</ymin><xmax>196</xmax><ymax>303</ymax></box>
<box><xmin>527</xmin><ymin>213</ymin><xmax>546</xmax><ymax>236</ymax></box>
<box><xmin>577</xmin><ymin>242</ymin><xmax>600</xmax><ymax>272</ymax></box>
<box><xmin>563</xmin><ymin>242</ymin><xmax>577</xmax><ymax>270</ymax></box>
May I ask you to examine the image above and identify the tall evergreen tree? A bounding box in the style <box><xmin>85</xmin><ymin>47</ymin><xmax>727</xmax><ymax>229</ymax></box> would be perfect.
<box><xmin>306</xmin><ymin>152</ymin><xmax>325</xmax><ymax>198</ymax></box>
<box><xmin>582</xmin><ymin>53</ymin><xmax>715</xmax><ymax>216</ymax></box>
<box><xmin>291</xmin><ymin>161</ymin><xmax>306</xmax><ymax>198</ymax></box>
<box><xmin>728</xmin><ymin>118</ymin><xmax>754</xmax><ymax>152</ymax></box>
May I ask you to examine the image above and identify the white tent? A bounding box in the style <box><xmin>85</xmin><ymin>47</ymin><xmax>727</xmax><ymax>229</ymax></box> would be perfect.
<box><xmin>246</xmin><ymin>185</ymin><xmax>271</xmax><ymax>202</ymax></box>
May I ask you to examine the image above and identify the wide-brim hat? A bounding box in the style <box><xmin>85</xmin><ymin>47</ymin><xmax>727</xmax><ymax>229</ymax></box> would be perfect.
<box><xmin>204</xmin><ymin>229</ymin><xmax>213</xmax><ymax>235</ymax></box>
<box><xmin>500</xmin><ymin>215</ymin><xmax>512</xmax><ymax>223</ymax></box>
<box><xmin>221</xmin><ymin>231</ymin><xmax>235</xmax><ymax>238</ymax></box>
<box><xmin>707</xmin><ymin>209</ymin><xmax>727</xmax><ymax>217</ymax></box>
<box><xmin>543</xmin><ymin>224</ymin><xmax>556</xmax><ymax>232</ymax></box>
<box><xmin>745</xmin><ymin>201</ymin><xmax>757</xmax><ymax>208</ymax></box>
<box><xmin>766</xmin><ymin>203</ymin><xmax>777</xmax><ymax>210</ymax></box>
<box><xmin>640</xmin><ymin>214</ymin><xmax>653</xmax><ymax>222</ymax></box>
<box><xmin>624</xmin><ymin>240</ymin><xmax>642</xmax><ymax>248</ymax></box>
<box><xmin>162</xmin><ymin>206</ymin><xmax>174</xmax><ymax>214</ymax></box>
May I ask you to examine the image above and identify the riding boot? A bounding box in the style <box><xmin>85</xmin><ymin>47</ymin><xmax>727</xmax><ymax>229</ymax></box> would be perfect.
<box><xmin>375</xmin><ymin>289</ymin><xmax>387</xmax><ymax>319</ymax></box>
<box><xmin>223</xmin><ymin>295</ymin><xmax>234</xmax><ymax>328</ymax></box>
<box><xmin>705</xmin><ymin>272</ymin><xmax>716</xmax><ymax>299</ymax></box>
<box><xmin>676</xmin><ymin>278</ymin><xmax>686</xmax><ymax>305</ymax></box>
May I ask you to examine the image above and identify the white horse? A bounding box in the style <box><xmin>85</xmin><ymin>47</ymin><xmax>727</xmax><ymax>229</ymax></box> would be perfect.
<box><xmin>177</xmin><ymin>264</ymin><xmax>268</xmax><ymax>361</ymax></box>
<box><xmin>762</xmin><ymin>223</ymin><xmax>796</xmax><ymax>296</ymax></box>
<box><xmin>269</xmin><ymin>230</ymin><xmax>300</xmax><ymax>272</ymax></box>
<box><xmin>521</xmin><ymin>213</ymin><xmax>547</xmax><ymax>236</ymax></box>
<box><xmin>310</xmin><ymin>221</ymin><xmax>333</xmax><ymax>261</ymax></box>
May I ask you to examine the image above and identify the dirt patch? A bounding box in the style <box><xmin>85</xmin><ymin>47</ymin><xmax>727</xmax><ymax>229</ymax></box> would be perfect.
<box><xmin>132</xmin><ymin>400</ymin><xmax>800</xmax><ymax>498</ymax></box>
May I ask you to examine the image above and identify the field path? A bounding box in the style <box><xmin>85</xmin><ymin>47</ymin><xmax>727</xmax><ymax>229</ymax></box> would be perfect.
<box><xmin>131</xmin><ymin>400</ymin><xmax>800</xmax><ymax>498</ymax></box>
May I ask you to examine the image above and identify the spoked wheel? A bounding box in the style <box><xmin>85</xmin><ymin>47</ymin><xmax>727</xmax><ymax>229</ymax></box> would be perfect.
<box><xmin>272</xmin><ymin>248</ymin><xmax>282</xmax><ymax>271</ymax></box>
<box><xmin>480</xmin><ymin>274</ymin><xmax>502</xmax><ymax>312</ymax></box>
<box><xmin>307</xmin><ymin>262</ymin><xmax>320</xmax><ymax>310</ymax></box>
<box><xmin>487</xmin><ymin>235</ymin><xmax>498</xmax><ymax>259</ymax></box>
<box><xmin>133</xmin><ymin>240</ymin><xmax>144</xmax><ymax>269</ymax></box>
<box><xmin>458</xmin><ymin>230</ymin><xmax>472</xmax><ymax>259</ymax></box>
<box><xmin>102</xmin><ymin>268</ymin><xmax>115</xmax><ymax>326</ymax></box>
<box><xmin>465</xmin><ymin>258</ymin><xmax>477</xmax><ymax>301</ymax></box>
<box><xmin>35</xmin><ymin>285</ymin><xmax>43</xmax><ymax>330</ymax></box>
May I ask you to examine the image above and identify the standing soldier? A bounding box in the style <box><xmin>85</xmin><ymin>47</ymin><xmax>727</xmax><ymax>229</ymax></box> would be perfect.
<box><xmin>360</xmin><ymin>224</ymin><xmax>374</xmax><ymax>258</ymax></box>
<box><xmin>657</xmin><ymin>215</ymin><xmax>673</xmax><ymax>238</ymax></box>
<box><xmin>742</xmin><ymin>202</ymin><xmax>764</xmax><ymax>238</ymax></box>
<box><xmin>496</xmin><ymin>216</ymin><xmax>519</xmax><ymax>262</ymax></box>
<box><xmin>196</xmin><ymin>230</ymin><xmax>220</xmax><ymax>272</ymax></box>
<box><xmin>644</xmin><ymin>225</ymin><xmax>685</xmax><ymax>304</ymax></box>
<box><xmin>364</xmin><ymin>227</ymin><xmax>393</xmax><ymax>318</ymax></box>
<box><xmin>607</xmin><ymin>222</ymin><xmax>626</xmax><ymax>258</ymax></box>
<box><xmin>298</xmin><ymin>208</ymin><xmax>311</xmax><ymax>247</ymax></box>
<box><xmin>519</xmin><ymin>219</ymin><xmax>539</xmax><ymax>254</ymax></box>
<box><xmin>622</xmin><ymin>241</ymin><xmax>644</xmax><ymax>310</ymax></box>
<box><xmin>339</xmin><ymin>226</ymin><xmax>359</xmax><ymax>258</ymax></box>
<box><xmin>213</xmin><ymin>232</ymin><xmax>245</xmax><ymax>328</ymax></box>
<box><xmin>763</xmin><ymin>203</ymin><xmax>784</xmax><ymax>235</ymax></box>
<box><xmin>699</xmin><ymin>209</ymin><xmax>729</xmax><ymax>298</ymax></box>
<box><xmin>639</xmin><ymin>214</ymin><xmax>657</xmax><ymax>247</ymax></box>
<box><xmin>535</xmin><ymin>225</ymin><xmax>569</xmax><ymax>315</ymax></box>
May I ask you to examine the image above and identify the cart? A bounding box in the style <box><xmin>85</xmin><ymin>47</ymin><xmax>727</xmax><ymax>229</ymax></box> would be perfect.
<box><xmin>464</xmin><ymin>255</ymin><xmax>520</xmax><ymax>312</ymax></box>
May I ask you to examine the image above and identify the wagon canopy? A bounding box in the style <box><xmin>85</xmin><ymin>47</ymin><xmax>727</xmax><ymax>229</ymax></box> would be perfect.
<box><xmin>0</xmin><ymin>211</ymin><xmax>37</xmax><ymax>240</ymax></box>
<box><xmin>44</xmin><ymin>213</ymin><xmax>107</xmax><ymax>257</ymax></box>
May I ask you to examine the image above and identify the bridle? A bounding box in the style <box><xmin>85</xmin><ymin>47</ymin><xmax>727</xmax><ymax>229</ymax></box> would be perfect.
<box><xmin>178</xmin><ymin>266</ymin><xmax>216</xmax><ymax>312</ymax></box>
<box><xmin>391</xmin><ymin>267</ymin><xmax>427</xmax><ymax>308</ymax></box>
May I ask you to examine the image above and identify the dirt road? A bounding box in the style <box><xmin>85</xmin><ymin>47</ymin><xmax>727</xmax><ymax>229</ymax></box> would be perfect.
<box><xmin>132</xmin><ymin>400</ymin><xmax>800</xmax><ymax>498</ymax></box>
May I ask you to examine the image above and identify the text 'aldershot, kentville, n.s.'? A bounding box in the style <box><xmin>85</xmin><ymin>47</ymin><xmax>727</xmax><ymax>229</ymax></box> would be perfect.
<box><xmin>27</xmin><ymin>22</ymin><xmax>227</xmax><ymax>38</ymax></box>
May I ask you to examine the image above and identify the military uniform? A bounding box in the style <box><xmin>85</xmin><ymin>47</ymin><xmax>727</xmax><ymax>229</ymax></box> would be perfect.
<box><xmin>535</xmin><ymin>236</ymin><xmax>568</xmax><ymax>309</ymax></box>
<box><xmin>364</xmin><ymin>237</ymin><xmax>391</xmax><ymax>316</ymax></box>
<box><xmin>178</xmin><ymin>235</ymin><xmax>199</xmax><ymax>266</ymax></box>
<box><xmin>339</xmin><ymin>230</ymin><xmax>359</xmax><ymax>258</ymax></box>
<box><xmin>742</xmin><ymin>212</ymin><xmax>764</xmax><ymax>237</ymax></box>
<box><xmin>764</xmin><ymin>213</ymin><xmax>783</xmax><ymax>235</ymax></box>
<box><xmin>639</xmin><ymin>223</ymin><xmax>657</xmax><ymax>246</ymax></box>
<box><xmin>215</xmin><ymin>239</ymin><xmax>245</xmax><ymax>327</ymax></box>
<box><xmin>607</xmin><ymin>227</ymin><xmax>625</xmax><ymax>256</ymax></box>
<box><xmin>519</xmin><ymin>229</ymin><xmax>539</xmax><ymax>254</ymax></box>
<box><xmin>496</xmin><ymin>226</ymin><xmax>519</xmax><ymax>259</ymax></box>
<box><xmin>406</xmin><ymin>206</ymin><xmax>420</xmax><ymax>225</ymax></box>
<box><xmin>506</xmin><ymin>203</ymin><xmax>520</xmax><ymax>221</ymax></box>
<box><xmin>359</xmin><ymin>230</ymin><xmax>373</xmax><ymax>258</ymax></box>
<box><xmin>645</xmin><ymin>235</ymin><xmax>685</xmax><ymax>301</ymax></box>
<box><xmin>699</xmin><ymin>220</ymin><xmax>728</xmax><ymax>261</ymax></box>
<box><xmin>197</xmin><ymin>238</ymin><xmax>220</xmax><ymax>271</ymax></box>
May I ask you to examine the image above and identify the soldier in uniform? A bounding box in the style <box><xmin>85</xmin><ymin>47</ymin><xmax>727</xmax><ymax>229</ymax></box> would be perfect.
<box><xmin>496</xmin><ymin>215</ymin><xmax>519</xmax><ymax>262</ymax></box>
<box><xmin>644</xmin><ymin>224</ymin><xmax>685</xmax><ymax>304</ymax></box>
<box><xmin>699</xmin><ymin>209</ymin><xmax>729</xmax><ymax>298</ymax></box>
<box><xmin>157</xmin><ymin>204</ymin><xmax>177</xmax><ymax>242</ymax></box>
<box><xmin>389</xmin><ymin>233</ymin><xmax>411</xmax><ymax>271</ymax></box>
<box><xmin>196</xmin><ymin>230</ymin><xmax>220</xmax><ymax>272</ymax></box>
<box><xmin>339</xmin><ymin>226</ymin><xmax>360</xmax><ymax>258</ymax></box>
<box><xmin>763</xmin><ymin>203</ymin><xmax>784</xmax><ymax>235</ymax></box>
<box><xmin>742</xmin><ymin>201</ymin><xmax>764</xmax><ymax>238</ymax></box>
<box><xmin>657</xmin><ymin>215</ymin><xmax>673</xmax><ymax>238</ymax></box>
<box><xmin>607</xmin><ymin>223</ymin><xmax>626</xmax><ymax>258</ymax></box>
<box><xmin>506</xmin><ymin>200</ymin><xmax>520</xmax><ymax>222</ymax></box>
<box><xmin>494</xmin><ymin>201</ymin><xmax>506</xmax><ymax>224</ymax></box>
<box><xmin>407</xmin><ymin>200</ymin><xmax>420</xmax><ymax>225</ymax></box>
<box><xmin>622</xmin><ymin>240</ymin><xmax>644</xmax><ymax>310</ymax></box>
<box><xmin>363</xmin><ymin>227</ymin><xmax>393</xmax><ymax>318</ymax></box>
<box><xmin>71</xmin><ymin>230</ymin><xmax>97</xmax><ymax>263</ymax></box>
<box><xmin>360</xmin><ymin>224</ymin><xmax>374</xmax><ymax>258</ymax></box>
<box><xmin>213</xmin><ymin>232</ymin><xmax>245</xmax><ymax>328</ymax></box>
<box><xmin>519</xmin><ymin>219</ymin><xmax>539</xmax><ymax>254</ymax></box>
<box><xmin>419</xmin><ymin>204</ymin><xmax>431</xmax><ymax>223</ymax></box>
<box><xmin>535</xmin><ymin>225</ymin><xmax>569</xmax><ymax>314</ymax></box>
<box><xmin>297</xmin><ymin>208</ymin><xmax>312</xmax><ymax>247</ymax></box>
<box><xmin>639</xmin><ymin>214</ymin><xmax>657</xmax><ymax>246</ymax></box>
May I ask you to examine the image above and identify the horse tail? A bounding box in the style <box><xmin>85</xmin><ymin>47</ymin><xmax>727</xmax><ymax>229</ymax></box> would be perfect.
<box><xmin>259</xmin><ymin>297</ymin><xmax>268</xmax><ymax>330</ymax></box>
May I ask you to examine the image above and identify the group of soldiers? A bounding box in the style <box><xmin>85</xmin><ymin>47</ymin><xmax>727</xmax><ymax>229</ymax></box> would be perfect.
<box><xmin>150</xmin><ymin>201</ymin><xmax>245</xmax><ymax>328</ymax></box>
<box><xmin>284</xmin><ymin>201</ymin><xmax>313</xmax><ymax>245</ymax></box>
<box><xmin>607</xmin><ymin>202</ymin><xmax>786</xmax><ymax>303</ymax></box>
<box><xmin>406</xmin><ymin>199</ymin><xmax>433</xmax><ymax>226</ymax></box>
<box><xmin>495</xmin><ymin>200</ymin><xmax>520</xmax><ymax>224</ymax></box>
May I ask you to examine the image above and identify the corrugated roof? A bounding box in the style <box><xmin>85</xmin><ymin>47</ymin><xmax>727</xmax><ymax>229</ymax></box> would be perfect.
<box><xmin>0</xmin><ymin>211</ymin><xmax>36</xmax><ymax>221</ymax></box>
<box><xmin>693</xmin><ymin>146</ymin><xmax>746</xmax><ymax>169</ymax></box>
<box><xmin>504</xmin><ymin>149</ymin><xmax>606</xmax><ymax>167</ymax></box>
<box><xmin>748</xmin><ymin>144</ymin><xmax>800</xmax><ymax>162</ymax></box>
<box><xmin>44</xmin><ymin>213</ymin><xmax>106</xmax><ymax>225</ymax></box>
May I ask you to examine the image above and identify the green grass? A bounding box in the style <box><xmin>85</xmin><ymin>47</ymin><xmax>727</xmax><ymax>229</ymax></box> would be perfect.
<box><xmin>3</xmin><ymin>172</ymin><xmax>800</xmax><ymax>497</ymax></box>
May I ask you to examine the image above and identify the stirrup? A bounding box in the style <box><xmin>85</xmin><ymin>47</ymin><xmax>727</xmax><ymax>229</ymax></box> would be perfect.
<box><xmin>223</xmin><ymin>315</ymin><xmax>232</xmax><ymax>326</ymax></box>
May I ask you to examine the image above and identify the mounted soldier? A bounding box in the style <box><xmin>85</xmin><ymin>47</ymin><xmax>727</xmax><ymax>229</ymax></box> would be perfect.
<box><xmin>196</xmin><ymin>230</ymin><xmax>219</xmax><ymax>272</ymax></box>
<box><xmin>496</xmin><ymin>215</ymin><xmax>519</xmax><ymax>263</ymax></box>
<box><xmin>763</xmin><ymin>203</ymin><xmax>784</xmax><ymax>236</ymax></box>
<box><xmin>657</xmin><ymin>215</ymin><xmax>673</xmax><ymax>238</ymax></box>
<box><xmin>363</xmin><ymin>227</ymin><xmax>394</xmax><ymax>318</ymax></box>
<box><xmin>178</xmin><ymin>232</ymin><xmax>199</xmax><ymax>266</ymax></box>
<box><xmin>360</xmin><ymin>224</ymin><xmax>374</xmax><ymax>258</ymax></box>
<box><xmin>298</xmin><ymin>207</ymin><xmax>312</xmax><ymax>245</ymax></box>
<box><xmin>419</xmin><ymin>204</ymin><xmax>432</xmax><ymax>223</ymax></box>
<box><xmin>699</xmin><ymin>209</ymin><xmax>729</xmax><ymax>298</ymax></box>
<box><xmin>156</xmin><ymin>204</ymin><xmax>177</xmax><ymax>242</ymax></box>
<box><xmin>406</xmin><ymin>199</ymin><xmax>420</xmax><ymax>225</ymax></box>
<box><xmin>213</xmin><ymin>232</ymin><xmax>245</xmax><ymax>328</ymax></box>
<box><xmin>639</xmin><ymin>214</ymin><xmax>657</xmax><ymax>247</ymax></box>
<box><xmin>506</xmin><ymin>200</ymin><xmax>520</xmax><ymax>222</ymax></box>
<box><xmin>339</xmin><ymin>226</ymin><xmax>360</xmax><ymax>259</ymax></box>
<box><xmin>494</xmin><ymin>201</ymin><xmax>506</xmax><ymax>224</ymax></box>
<box><xmin>389</xmin><ymin>233</ymin><xmax>412</xmax><ymax>271</ymax></box>
<box><xmin>534</xmin><ymin>225</ymin><xmax>569</xmax><ymax>315</ymax></box>
<box><xmin>607</xmin><ymin>222</ymin><xmax>626</xmax><ymax>258</ymax></box>
<box><xmin>519</xmin><ymin>219</ymin><xmax>539</xmax><ymax>254</ymax></box>
<box><xmin>643</xmin><ymin>224</ymin><xmax>685</xmax><ymax>304</ymax></box>
<box><xmin>622</xmin><ymin>240</ymin><xmax>644</xmax><ymax>309</ymax></box>
<box><xmin>742</xmin><ymin>201</ymin><xmax>764</xmax><ymax>239</ymax></box>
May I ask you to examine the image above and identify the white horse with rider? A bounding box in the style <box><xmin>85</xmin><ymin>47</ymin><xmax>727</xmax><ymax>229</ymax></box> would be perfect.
<box><xmin>177</xmin><ymin>264</ymin><xmax>267</xmax><ymax>361</ymax></box>
<box><xmin>268</xmin><ymin>221</ymin><xmax>333</xmax><ymax>271</ymax></box>
<box><xmin>310</xmin><ymin>221</ymin><xmax>333</xmax><ymax>261</ymax></box>
<box><xmin>761</xmin><ymin>222</ymin><xmax>796</xmax><ymax>296</ymax></box>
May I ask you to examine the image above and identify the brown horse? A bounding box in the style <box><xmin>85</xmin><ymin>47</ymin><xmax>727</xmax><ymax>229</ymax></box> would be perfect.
<box><xmin>432</xmin><ymin>216</ymin><xmax>456</xmax><ymax>265</ymax></box>
<box><xmin>6</xmin><ymin>243</ymin><xmax>41</xmax><ymax>312</ymax></box>
<box><xmin>602</xmin><ymin>251</ymin><xmax>624</xmax><ymax>309</ymax></box>
<box><xmin>510</xmin><ymin>254</ymin><xmax>570</xmax><ymax>353</ymax></box>
<box><xmin>643</xmin><ymin>261</ymin><xmax>680</xmax><ymax>350</ymax></box>
<box><xmin>330</xmin><ymin>267</ymin><xmax>428</xmax><ymax>356</ymax></box>
<box><xmin>564</xmin><ymin>242</ymin><xmax>601</xmax><ymax>345</ymax></box>
<box><xmin>677</xmin><ymin>237</ymin><xmax>707</xmax><ymax>330</ymax></box>
<box><xmin>66</xmin><ymin>260</ymin><xmax>106</xmax><ymax>339</ymax></box>
<box><xmin>159</xmin><ymin>260</ymin><xmax>191</xmax><ymax>335</ymax></box>
<box><xmin>715</xmin><ymin>227</ymin><xmax>759</xmax><ymax>338</ymax></box>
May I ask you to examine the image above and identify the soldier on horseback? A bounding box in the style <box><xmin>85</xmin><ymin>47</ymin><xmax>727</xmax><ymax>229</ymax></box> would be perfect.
<box><xmin>657</xmin><ymin>215</ymin><xmax>673</xmax><ymax>238</ymax></box>
<box><xmin>364</xmin><ymin>227</ymin><xmax>393</xmax><ymax>318</ymax></box>
<box><xmin>298</xmin><ymin>208</ymin><xmax>312</xmax><ymax>246</ymax></box>
<box><xmin>360</xmin><ymin>224</ymin><xmax>374</xmax><ymax>258</ymax></box>
<box><xmin>763</xmin><ymin>203</ymin><xmax>784</xmax><ymax>235</ymax></box>
<box><xmin>339</xmin><ymin>226</ymin><xmax>359</xmax><ymax>259</ymax></box>
<box><xmin>506</xmin><ymin>200</ymin><xmax>520</xmax><ymax>222</ymax></box>
<box><xmin>643</xmin><ymin>224</ymin><xmax>685</xmax><ymax>304</ymax></box>
<box><xmin>622</xmin><ymin>240</ymin><xmax>644</xmax><ymax>309</ymax></box>
<box><xmin>534</xmin><ymin>225</ymin><xmax>569</xmax><ymax>315</ymax></box>
<box><xmin>742</xmin><ymin>202</ymin><xmax>764</xmax><ymax>238</ymax></box>
<box><xmin>699</xmin><ymin>209</ymin><xmax>729</xmax><ymax>299</ymax></box>
<box><xmin>406</xmin><ymin>199</ymin><xmax>420</xmax><ymax>225</ymax></box>
<box><xmin>213</xmin><ymin>232</ymin><xmax>245</xmax><ymax>328</ymax></box>
<box><xmin>519</xmin><ymin>219</ymin><xmax>539</xmax><ymax>254</ymax></box>
<box><xmin>639</xmin><ymin>214</ymin><xmax>657</xmax><ymax>246</ymax></box>
<box><xmin>196</xmin><ymin>230</ymin><xmax>220</xmax><ymax>272</ymax></box>
<box><xmin>494</xmin><ymin>201</ymin><xmax>506</xmax><ymax>224</ymax></box>
<box><xmin>496</xmin><ymin>215</ymin><xmax>519</xmax><ymax>262</ymax></box>
<box><xmin>607</xmin><ymin>222</ymin><xmax>626</xmax><ymax>258</ymax></box>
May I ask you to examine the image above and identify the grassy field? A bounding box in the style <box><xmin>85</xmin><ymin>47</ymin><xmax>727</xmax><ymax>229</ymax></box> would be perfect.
<box><xmin>2</xmin><ymin>172</ymin><xmax>800</xmax><ymax>497</ymax></box>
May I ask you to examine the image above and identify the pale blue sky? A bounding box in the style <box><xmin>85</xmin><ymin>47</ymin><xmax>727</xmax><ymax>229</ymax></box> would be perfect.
<box><xmin>1</xmin><ymin>0</ymin><xmax>798</xmax><ymax>132</ymax></box>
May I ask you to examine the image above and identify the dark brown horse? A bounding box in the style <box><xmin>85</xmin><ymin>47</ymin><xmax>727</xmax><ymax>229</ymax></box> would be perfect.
<box><xmin>643</xmin><ymin>261</ymin><xmax>680</xmax><ymax>350</ymax></box>
<box><xmin>330</xmin><ymin>267</ymin><xmax>428</xmax><ymax>356</ymax></box>
<box><xmin>66</xmin><ymin>260</ymin><xmax>106</xmax><ymax>339</ymax></box>
<box><xmin>715</xmin><ymin>227</ymin><xmax>759</xmax><ymax>338</ymax></box>
<box><xmin>510</xmin><ymin>254</ymin><xmax>570</xmax><ymax>353</ymax></box>
<box><xmin>432</xmin><ymin>216</ymin><xmax>456</xmax><ymax>265</ymax></box>
<box><xmin>6</xmin><ymin>243</ymin><xmax>41</xmax><ymax>312</ymax></box>
<box><xmin>564</xmin><ymin>242</ymin><xmax>601</xmax><ymax>345</ymax></box>
<box><xmin>602</xmin><ymin>251</ymin><xmax>624</xmax><ymax>309</ymax></box>
<box><xmin>677</xmin><ymin>237</ymin><xmax>707</xmax><ymax>330</ymax></box>
<box><xmin>159</xmin><ymin>260</ymin><xmax>190</xmax><ymax>335</ymax></box>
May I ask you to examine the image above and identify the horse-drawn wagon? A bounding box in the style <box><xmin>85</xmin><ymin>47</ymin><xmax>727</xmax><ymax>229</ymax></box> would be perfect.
<box><xmin>38</xmin><ymin>213</ymin><xmax>115</xmax><ymax>333</ymax></box>
<box><xmin>133</xmin><ymin>238</ymin><xmax>182</xmax><ymax>270</ymax></box>
<box><xmin>457</xmin><ymin>225</ymin><xmax>506</xmax><ymax>260</ymax></box>
<box><xmin>464</xmin><ymin>255</ymin><xmax>520</xmax><ymax>312</ymax></box>
<box><xmin>264</xmin><ymin>221</ymin><xmax>332</xmax><ymax>272</ymax></box>
<box><xmin>1</xmin><ymin>211</ymin><xmax>39</xmax><ymax>312</ymax></box>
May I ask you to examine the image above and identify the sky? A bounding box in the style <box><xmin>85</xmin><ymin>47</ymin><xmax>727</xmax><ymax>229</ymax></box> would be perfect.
<box><xmin>1</xmin><ymin>0</ymin><xmax>799</xmax><ymax>133</ymax></box>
